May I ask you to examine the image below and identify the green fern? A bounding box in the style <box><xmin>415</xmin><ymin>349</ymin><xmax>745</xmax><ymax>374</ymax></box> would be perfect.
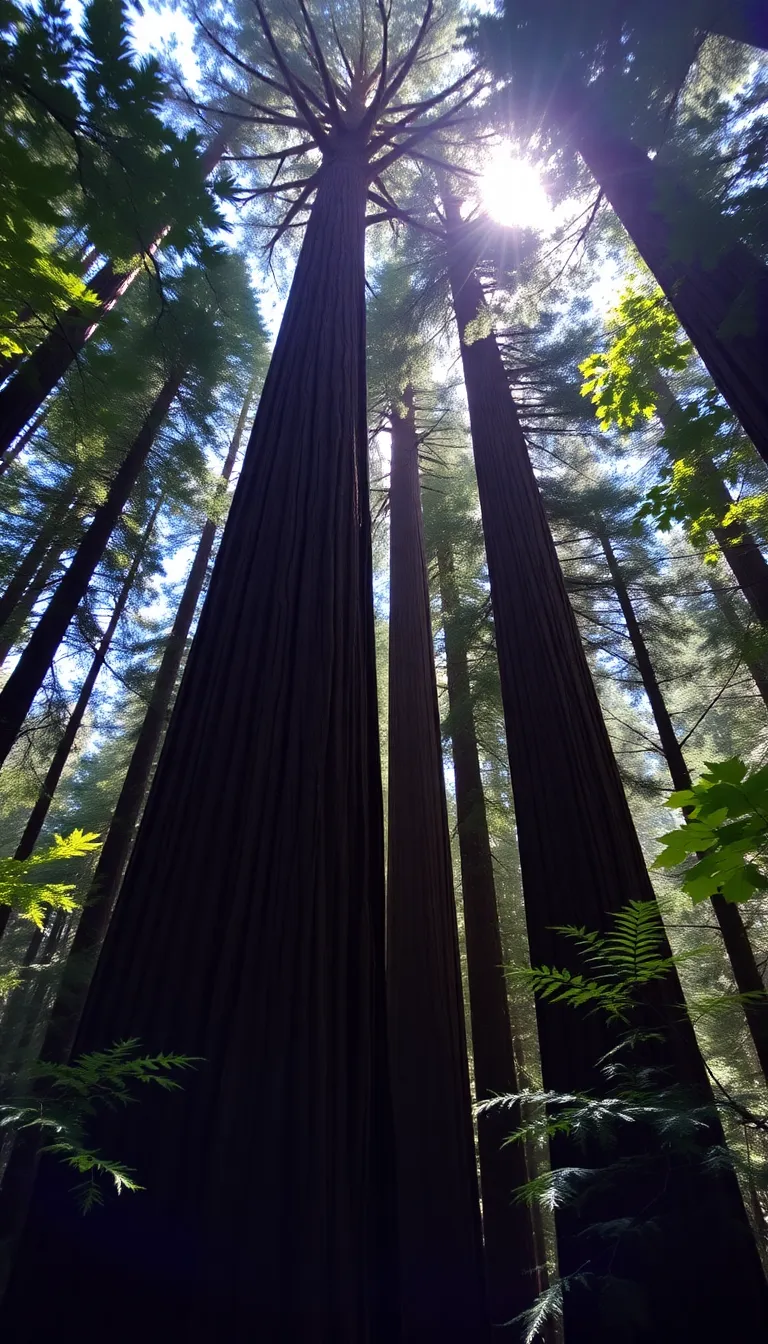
<box><xmin>1</xmin><ymin>1040</ymin><xmax>199</xmax><ymax>1212</ymax></box>
<box><xmin>514</xmin><ymin>900</ymin><xmax>682</xmax><ymax>1021</ymax></box>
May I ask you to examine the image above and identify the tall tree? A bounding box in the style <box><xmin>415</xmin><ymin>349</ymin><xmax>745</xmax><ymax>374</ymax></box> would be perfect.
<box><xmin>44</xmin><ymin>375</ymin><xmax>262</xmax><ymax>1066</ymax></box>
<box><xmin>429</xmin><ymin>515</ymin><xmax>541</xmax><ymax>1327</ymax></box>
<box><xmin>580</xmin><ymin>279</ymin><xmax>768</xmax><ymax>626</ymax></box>
<box><xmin>471</xmin><ymin>5</ymin><xmax>768</xmax><ymax>469</ymax></box>
<box><xmin>11</xmin><ymin>499</ymin><xmax>163</xmax><ymax>868</ymax></box>
<box><xmin>0</xmin><ymin>4</ymin><xmax>482</xmax><ymax>1333</ymax></box>
<box><xmin>0</xmin><ymin>0</ymin><xmax>227</xmax><ymax>459</ymax></box>
<box><xmin>0</xmin><ymin>255</ymin><xmax>247</xmax><ymax>763</ymax></box>
<box><xmin>386</xmin><ymin>386</ymin><xmax>487</xmax><ymax>1343</ymax></box>
<box><xmin>442</xmin><ymin>191</ymin><xmax>768</xmax><ymax>1341</ymax></box>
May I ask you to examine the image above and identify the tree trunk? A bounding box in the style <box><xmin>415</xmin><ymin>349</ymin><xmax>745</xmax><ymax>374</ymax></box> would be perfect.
<box><xmin>598</xmin><ymin>526</ymin><xmax>768</xmax><ymax>1083</ymax></box>
<box><xmin>17</xmin><ymin>499</ymin><xmax>162</xmax><ymax>862</ymax></box>
<box><xmin>0</xmin><ymin>156</ymin><xmax>395</xmax><ymax>1343</ymax></box>
<box><xmin>708</xmin><ymin>578</ymin><xmax>768</xmax><ymax>707</ymax></box>
<box><xmin>652</xmin><ymin>374</ymin><xmax>768</xmax><ymax>624</ymax></box>
<box><xmin>42</xmin><ymin>383</ymin><xmax>257</xmax><ymax>1066</ymax></box>
<box><xmin>444</xmin><ymin>194</ymin><xmax>768</xmax><ymax>1343</ymax></box>
<box><xmin>574</xmin><ymin>120</ymin><xmax>768</xmax><ymax>468</ymax></box>
<box><xmin>386</xmin><ymin>390</ymin><xmax>488</xmax><ymax>1343</ymax></box>
<box><xmin>0</xmin><ymin>412</ymin><xmax>45</xmax><ymax>479</ymax></box>
<box><xmin>0</xmin><ymin>131</ymin><xmax>226</xmax><ymax>462</ymax></box>
<box><xmin>0</xmin><ymin>480</ymin><xmax>83</xmax><ymax>642</ymax></box>
<box><xmin>0</xmin><ymin>540</ymin><xmax>64</xmax><ymax>670</ymax></box>
<box><xmin>0</xmin><ymin>371</ymin><xmax>183</xmax><ymax>767</ymax></box>
<box><xmin>435</xmin><ymin>539</ymin><xmax>541</xmax><ymax>1331</ymax></box>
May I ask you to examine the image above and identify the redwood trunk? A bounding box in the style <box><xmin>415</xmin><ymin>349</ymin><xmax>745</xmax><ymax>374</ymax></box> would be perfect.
<box><xmin>0</xmin><ymin>132</ymin><xmax>226</xmax><ymax>462</ymax></box>
<box><xmin>653</xmin><ymin>375</ymin><xmax>768</xmax><ymax>625</ymax></box>
<box><xmin>15</xmin><ymin>499</ymin><xmax>161</xmax><ymax>863</ymax></box>
<box><xmin>1</xmin><ymin>156</ymin><xmax>394</xmax><ymax>1342</ymax></box>
<box><xmin>598</xmin><ymin>527</ymin><xmax>768</xmax><ymax>1083</ymax></box>
<box><xmin>444</xmin><ymin>196</ymin><xmax>768</xmax><ymax>1342</ymax></box>
<box><xmin>0</xmin><ymin>371</ymin><xmax>182</xmax><ymax>766</ymax></box>
<box><xmin>436</xmin><ymin>539</ymin><xmax>540</xmax><ymax>1330</ymax></box>
<box><xmin>43</xmin><ymin>385</ymin><xmax>257</xmax><ymax>1063</ymax></box>
<box><xmin>575</xmin><ymin>122</ymin><xmax>768</xmax><ymax>468</ymax></box>
<box><xmin>386</xmin><ymin>392</ymin><xmax>487</xmax><ymax>1343</ymax></box>
<box><xmin>0</xmin><ymin>488</ymin><xmax>76</xmax><ymax>638</ymax></box>
<box><xmin>0</xmin><ymin>541</ymin><xmax>64</xmax><ymax>670</ymax></box>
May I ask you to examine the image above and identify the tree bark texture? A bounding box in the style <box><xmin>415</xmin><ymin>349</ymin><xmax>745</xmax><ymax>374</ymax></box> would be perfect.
<box><xmin>652</xmin><ymin>374</ymin><xmax>768</xmax><ymax>626</ymax></box>
<box><xmin>444</xmin><ymin>196</ymin><xmax>768</xmax><ymax>1343</ymax></box>
<box><xmin>436</xmin><ymin>540</ymin><xmax>541</xmax><ymax>1332</ymax></box>
<box><xmin>0</xmin><ymin>130</ymin><xmax>227</xmax><ymax>462</ymax></box>
<box><xmin>0</xmin><ymin>371</ymin><xmax>182</xmax><ymax>767</ymax></box>
<box><xmin>0</xmin><ymin>157</ymin><xmax>395</xmax><ymax>1344</ymax></box>
<box><xmin>386</xmin><ymin>393</ymin><xmax>488</xmax><ymax>1344</ymax></box>
<box><xmin>598</xmin><ymin>527</ymin><xmax>768</xmax><ymax>1084</ymax></box>
<box><xmin>43</xmin><ymin>383</ymin><xmax>257</xmax><ymax>1066</ymax></box>
<box><xmin>575</xmin><ymin>121</ymin><xmax>768</xmax><ymax>469</ymax></box>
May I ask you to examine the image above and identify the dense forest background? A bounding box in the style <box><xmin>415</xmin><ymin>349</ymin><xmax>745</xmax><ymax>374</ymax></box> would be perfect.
<box><xmin>0</xmin><ymin>0</ymin><xmax>768</xmax><ymax>1340</ymax></box>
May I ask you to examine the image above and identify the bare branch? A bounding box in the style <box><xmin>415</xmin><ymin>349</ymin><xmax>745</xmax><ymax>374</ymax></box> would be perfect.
<box><xmin>330</xmin><ymin>11</ymin><xmax>355</xmax><ymax>82</ymax></box>
<box><xmin>251</xmin><ymin>0</ymin><xmax>329</xmax><ymax>144</ymax></box>
<box><xmin>374</xmin><ymin>65</ymin><xmax>481</xmax><ymax>142</ymax></box>
<box><xmin>297</xmin><ymin>0</ymin><xmax>343</xmax><ymax>124</ymax></box>
<box><xmin>377</xmin><ymin>0</ymin><xmax>434</xmax><ymax>114</ymax></box>
<box><xmin>369</xmin><ymin>85</ymin><xmax>485</xmax><ymax>176</ymax></box>
<box><xmin>266</xmin><ymin>171</ymin><xmax>321</xmax><ymax>255</ymax></box>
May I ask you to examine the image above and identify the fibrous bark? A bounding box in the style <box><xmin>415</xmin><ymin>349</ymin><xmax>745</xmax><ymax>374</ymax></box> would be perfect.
<box><xmin>574</xmin><ymin>123</ymin><xmax>768</xmax><ymax>469</ymax></box>
<box><xmin>598</xmin><ymin>526</ymin><xmax>768</xmax><ymax>1085</ymax></box>
<box><xmin>444</xmin><ymin>194</ymin><xmax>768</xmax><ymax>1343</ymax></box>
<box><xmin>386</xmin><ymin>391</ymin><xmax>488</xmax><ymax>1343</ymax></box>
<box><xmin>436</xmin><ymin>540</ymin><xmax>541</xmax><ymax>1331</ymax></box>
<box><xmin>0</xmin><ymin>371</ymin><xmax>182</xmax><ymax>767</ymax></box>
<box><xmin>43</xmin><ymin>384</ymin><xmax>257</xmax><ymax>1066</ymax></box>
<box><xmin>1</xmin><ymin>157</ymin><xmax>394</xmax><ymax>1342</ymax></box>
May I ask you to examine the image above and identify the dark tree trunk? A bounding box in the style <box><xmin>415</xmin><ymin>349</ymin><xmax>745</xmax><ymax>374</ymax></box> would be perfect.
<box><xmin>574</xmin><ymin>121</ymin><xmax>768</xmax><ymax>468</ymax></box>
<box><xmin>0</xmin><ymin>132</ymin><xmax>226</xmax><ymax>462</ymax></box>
<box><xmin>386</xmin><ymin>391</ymin><xmax>488</xmax><ymax>1344</ymax></box>
<box><xmin>435</xmin><ymin>540</ymin><xmax>541</xmax><ymax>1332</ymax></box>
<box><xmin>598</xmin><ymin>526</ymin><xmax>768</xmax><ymax>1084</ymax></box>
<box><xmin>652</xmin><ymin>374</ymin><xmax>768</xmax><ymax>625</ymax></box>
<box><xmin>0</xmin><ymin>156</ymin><xmax>395</xmax><ymax>1343</ymax></box>
<box><xmin>0</xmin><ymin>412</ymin><xmax>45</xmax><ymax>479</ymax></box>
<box><xmin>0</xmin><ymin>487</ymin><xmax>77</xmax><ymax>639</ymax></box>
<box><xmin>0</xmin><ymin>540</ymin><xmax>64</xmax><ymax>670</ymax></box>
<box><xmin>0</xmin><ymin>371</ymin><xmax>182</xmax><ymax>767</ymax></box>
<box><xmin>42</xmin><ymin>384</ymin><xmax>257</xmax><ymax>1066</ymax></box>
<box><xmin>16</xmin><ymin>500</ymin><xmax>161</xmax><ymax>862</ymax></box>
<box><xmin>444</xmin><ymin>195</ymin><xmax>768</xmax><ymax>1343</ymax></box>
<box><xmin>0</xmin><ymin>501</ymin><xmax>159</xmax><ymax>942</ymax></box>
